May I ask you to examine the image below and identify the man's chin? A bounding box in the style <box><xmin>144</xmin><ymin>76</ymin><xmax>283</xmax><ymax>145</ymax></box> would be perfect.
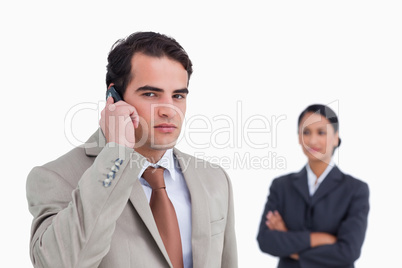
<box><xmin>151</xmin><ymin>144</ymin><xmax>175</xmax><ymax>150</ymax></box>
<box><xmin>150</xmin><ymin>140</ymin><xmax>177</xmax><ymax>150</ymax></box>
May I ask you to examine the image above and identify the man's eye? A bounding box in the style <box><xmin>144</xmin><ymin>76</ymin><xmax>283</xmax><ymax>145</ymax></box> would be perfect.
<box><xmin>173</xmin><ymin>94</ymin><xmax>185</xmax><ymax>99</ymax></box>
<box><xmin>143</xmin><ymin>92</ymin><xmax>156</xmax><ymax>97</ymax></box>
<box><xmin>318</xmin><ymin>131</ymin><xmax>327</xmax><ymax>135</ymax></box>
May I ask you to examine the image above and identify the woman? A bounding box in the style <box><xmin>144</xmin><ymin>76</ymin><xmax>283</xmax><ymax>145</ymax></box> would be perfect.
<box><xmin>257</xmin><ymin>104</ymin><xmax>369</xmax><ymax>268</ymax></box>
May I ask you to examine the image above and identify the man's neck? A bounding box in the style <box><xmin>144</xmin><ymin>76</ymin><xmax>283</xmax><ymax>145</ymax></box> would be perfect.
<box><xmin>135</xmin><ymin>147</ymin><xmax>167</xmax><ymax>164</ymax></box>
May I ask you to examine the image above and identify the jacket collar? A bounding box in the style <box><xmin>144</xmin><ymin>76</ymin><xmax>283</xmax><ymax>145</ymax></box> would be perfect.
<box><xmin>292</xmin><ymin>165</ymin><xmax>344</xmax><ymax>206</ymax></box>
<box><xmin>311</xmin><ymin>165</ymin><xmax>343</xmax><ymax>205</ymax></box>
<box><xmin>292</xmin><ymin>167</ymin><xmax>310</xmax><ymax>204</ymax></box>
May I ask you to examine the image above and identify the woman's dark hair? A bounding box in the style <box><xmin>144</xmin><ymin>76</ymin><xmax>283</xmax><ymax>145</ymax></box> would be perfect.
<box><xmin>298</xmin><ymin>104</ymin><xmax>341</xmax><ymax>148</ymax></box>
<box><xmin>106</xmin><ymin>31</ymin><xmax>193</xmax><ymax>98</ymax></box>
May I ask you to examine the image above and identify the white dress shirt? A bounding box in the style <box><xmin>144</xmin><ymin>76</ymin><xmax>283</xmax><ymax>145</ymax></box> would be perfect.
<box><xmin>306</xmin><ymin>159</ymin><xmax>335</xmax><ymax>196</ymax></box>
<box><xmin>138</xmin><ymin>149</ymin><xmax>193</xmax><ymax>268</ymax></box>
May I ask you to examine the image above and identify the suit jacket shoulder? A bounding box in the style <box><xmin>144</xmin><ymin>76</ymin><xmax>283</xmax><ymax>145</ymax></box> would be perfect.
<box><xmin>339</xmin><ymin>170</ymin><xmax>369</xmax><ymax>191</ymax></box>
<box><xmin>272</xmin><ymin>166</ymin><xmax>368</xmax><ymax>190</ymax></box>
<box><xmin>173</xmin><ymin>148</ymin><xmax>232</xmax><ymax>188</ymax></box>
<box><xmin>270</xmin><ymin>168</ymin><xmax>307</xmax><ymax>189</ymax></box>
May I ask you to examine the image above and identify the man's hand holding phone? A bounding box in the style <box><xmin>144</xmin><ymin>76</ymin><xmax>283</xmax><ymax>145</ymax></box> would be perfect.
<box><xmin>100</xmin><ymin>96</ymin><xmax>139</xmax><ymax>149</ymax></box>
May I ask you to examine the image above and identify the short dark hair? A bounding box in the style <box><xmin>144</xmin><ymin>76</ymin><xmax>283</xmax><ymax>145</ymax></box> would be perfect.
<box><xmin>298</xmin><ymin>104</ymin><xmax>342</xmax><ymax>148</ymax></box>
<box><xmin>106</xmin><ymin>31</ymin><xmax>193</xmax><ymax>97</ymax></box>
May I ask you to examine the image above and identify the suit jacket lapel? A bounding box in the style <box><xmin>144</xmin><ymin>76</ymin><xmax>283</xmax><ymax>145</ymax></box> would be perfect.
<box><xmin>292</xmin><ymin>167</ymin><xmax>311</xmax><ymax>205</ymax></box>
<box><xmin>128</xmin><ymin>179</ymin><xmax>172</xmax><ymax>266</ymax></box>
<box><xmin>174</xmin><ymin>148</ymin><xmax>211</xmax><ymax>268</ymax></box>
<box><xmin>311</xmin><ymin>166</ymin><xmax>343</xmax><ymax>206</ymax></box>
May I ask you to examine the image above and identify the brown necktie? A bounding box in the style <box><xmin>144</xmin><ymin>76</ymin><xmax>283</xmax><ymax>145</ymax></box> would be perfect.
<box><xmin>142</xmin><ymin>167</ymin><xmax>184</xmax><ymax>268</ymax></box>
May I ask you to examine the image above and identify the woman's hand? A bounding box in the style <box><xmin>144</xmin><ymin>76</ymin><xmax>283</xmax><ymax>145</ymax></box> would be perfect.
<box><xmin>266</xmin><ymin>210</ymin><xmax>288</xmax><ymax>232</ymax></box>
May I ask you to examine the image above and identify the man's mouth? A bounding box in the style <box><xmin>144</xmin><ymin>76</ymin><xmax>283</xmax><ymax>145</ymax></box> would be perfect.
<box><xmin>154</xmin><ymin>123</ymin><xmax>177</xmax><ymax>133</ymax></box>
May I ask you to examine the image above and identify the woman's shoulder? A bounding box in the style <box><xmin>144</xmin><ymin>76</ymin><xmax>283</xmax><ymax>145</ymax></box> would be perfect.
<box><xmin>272</xmin><ymin>167</ymin><xmax>307</xmax><ymax>184</ymax></box>
<box><xmin>336</xmin><ymin>167</ymin><xmax>369</xmax><ymax>191</ymax></box>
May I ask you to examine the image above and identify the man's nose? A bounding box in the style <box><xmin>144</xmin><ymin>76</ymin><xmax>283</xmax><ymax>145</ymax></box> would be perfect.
<box><xmin>157</xmin><ymin>103</ymin><xmax>177</xmax><ymax>118</ymax></box>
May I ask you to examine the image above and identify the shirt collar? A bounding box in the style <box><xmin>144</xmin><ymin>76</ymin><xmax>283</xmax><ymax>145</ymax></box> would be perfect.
<box><xmin>306</xmin><ymin>159</ymin><xmax>335</xmax><ymax>189</ymax></box>
<box><xmin>138</xmin><ymin>149</ymin><xmax>177</xmax><ymax>181</ymax></box>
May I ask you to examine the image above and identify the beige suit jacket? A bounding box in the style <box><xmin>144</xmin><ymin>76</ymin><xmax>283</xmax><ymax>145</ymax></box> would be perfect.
<box><xmin>26</xmin><ymin>130</ymin><xmax>237</xmax><ymax>268</ymax></box>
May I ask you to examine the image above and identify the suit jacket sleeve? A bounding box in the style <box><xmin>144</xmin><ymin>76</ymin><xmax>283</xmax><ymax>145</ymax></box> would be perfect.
<box><xmin>26</xmin><ymin>143</ymin><xmax>142</xmax><ymax>268</ymax></box>
<box><xmin>257</xmin><ymin>178</ymin><xmax>311</xmax><ymax>257</ymax></box>
<box><xmin>298</xmin><ymin>181</ymin><xmax>370</xmax><ymax>267</ymax></box>
<box><xmin>221</xmin><ymin>168</ymin><xmax>238</xmax><ymax>268</ymax></box>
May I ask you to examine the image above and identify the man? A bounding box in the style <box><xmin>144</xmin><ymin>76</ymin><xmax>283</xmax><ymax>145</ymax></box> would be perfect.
<box><xmin>27</xmin><ymin>31</ymin><xmax>237</xmax><ymax>268</ymax></box>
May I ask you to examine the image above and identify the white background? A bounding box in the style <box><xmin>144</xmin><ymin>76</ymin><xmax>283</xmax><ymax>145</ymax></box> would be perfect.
<box><xmin>1</xmin><ymin>0</ymin><xmax>401</xmax><ymax>267</ymax></box>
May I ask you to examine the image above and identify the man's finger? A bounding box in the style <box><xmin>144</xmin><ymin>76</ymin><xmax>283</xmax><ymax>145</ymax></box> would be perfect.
<box><xmin>107</xmin><ymin>96</ymin><xmax>114</xmax><ymax>104</ymax></box>
<box><xmin>131</xmin><ymin>114</ymin><xmax>140</xmax><ymax>128</ymax></box>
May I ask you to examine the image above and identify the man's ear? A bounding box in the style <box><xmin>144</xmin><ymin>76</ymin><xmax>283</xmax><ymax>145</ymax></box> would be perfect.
<box><xmin>108</xmin><ymin>83</ymin><xmax>115</xmax><ymax>90</ymax></box>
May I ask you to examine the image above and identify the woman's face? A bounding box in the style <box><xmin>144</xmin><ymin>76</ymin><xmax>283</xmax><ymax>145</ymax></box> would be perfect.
<box><xmin>298</xmin><ymin>112</ymin><xmax>339</xmax><ymax>164</ymax></box>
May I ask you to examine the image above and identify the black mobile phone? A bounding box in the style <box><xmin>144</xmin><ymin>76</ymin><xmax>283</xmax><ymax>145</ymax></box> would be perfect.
<box><xmin>106</xmin><ymin>86</ymin><xmax>123</xmax><ymax>102</ymax></box>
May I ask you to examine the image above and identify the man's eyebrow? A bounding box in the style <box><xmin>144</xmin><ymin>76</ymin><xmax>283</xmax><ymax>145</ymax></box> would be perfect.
<box><xmin>173</xmin><ymin>88</ymin><xmax>189</xmax><ymax>94</ymax></box>
<box><xmin>136</xmin><ymin>86</ymin><xmax>164</xmax><ymax>92</ymax></box>
<box><xmin>136</xmin><ymin>86</ymin><xmax>189</xmax><ymax>94</ymax></box>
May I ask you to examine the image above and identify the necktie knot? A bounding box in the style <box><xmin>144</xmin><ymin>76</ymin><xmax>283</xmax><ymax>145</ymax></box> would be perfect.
<box><xmin>142</xmin><ymin>167</ymin><xmax>166</xmax><ymax>190</ymax></box>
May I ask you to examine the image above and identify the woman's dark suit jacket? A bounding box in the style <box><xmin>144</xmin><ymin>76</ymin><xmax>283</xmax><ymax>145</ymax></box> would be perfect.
<box><xmin>257</xmin><ymin>165</ymin><xmax>369</xmax><ymax>268</ymax></box>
